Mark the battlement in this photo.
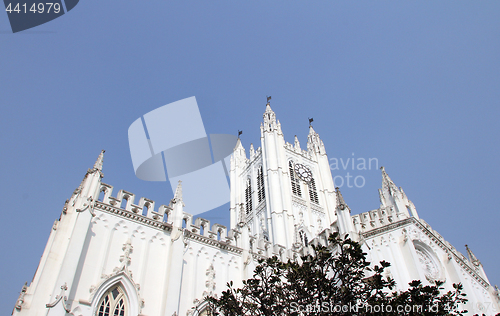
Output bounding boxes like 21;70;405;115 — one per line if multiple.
351;206;410;234
96;183;248;250
284;141;314;160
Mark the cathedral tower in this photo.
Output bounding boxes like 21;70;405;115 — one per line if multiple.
229;101;337;250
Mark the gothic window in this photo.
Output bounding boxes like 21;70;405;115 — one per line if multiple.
289;161;301;197
245;178;252;214
257;166;265;203
308;177;319;204
96;285;128;316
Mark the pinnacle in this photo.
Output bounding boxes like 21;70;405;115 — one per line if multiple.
93;150;105;171
335;187;349;211
174;180;183;201
234;138;245;152
380;166;398;194
465;244;481;265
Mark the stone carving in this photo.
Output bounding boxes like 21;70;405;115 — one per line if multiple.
415;248;440;282
111;239;134;277
14;282;27;311
203;264;216;297
46;283;70;312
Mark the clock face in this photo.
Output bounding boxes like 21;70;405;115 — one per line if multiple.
294;163;313;182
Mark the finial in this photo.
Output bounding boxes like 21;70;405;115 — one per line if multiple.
266;95;272;104
308;117;313;126
238;130;242;138
93;150;105;171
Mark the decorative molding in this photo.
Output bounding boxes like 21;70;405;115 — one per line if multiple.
362;217;490;290
46;283;71;313
292;196;307;207
76;196;96;217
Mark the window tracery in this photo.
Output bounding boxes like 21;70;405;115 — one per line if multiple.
96;285;128;316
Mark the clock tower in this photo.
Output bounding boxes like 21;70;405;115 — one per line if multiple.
229;101;338;252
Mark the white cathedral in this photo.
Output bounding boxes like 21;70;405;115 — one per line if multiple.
12;102;500;316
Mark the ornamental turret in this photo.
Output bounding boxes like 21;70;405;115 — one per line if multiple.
379;167;419;219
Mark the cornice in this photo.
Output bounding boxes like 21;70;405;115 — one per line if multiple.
95;201;172;232
183;230;243;255
412;218;490;289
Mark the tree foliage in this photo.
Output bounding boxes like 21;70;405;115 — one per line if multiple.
206;233;488;316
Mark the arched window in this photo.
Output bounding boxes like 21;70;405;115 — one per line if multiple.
257;166;265;203
289;161;301;197
308;177;319;204
245;178;252;214
96;285;128;316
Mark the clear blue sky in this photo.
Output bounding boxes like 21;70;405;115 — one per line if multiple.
1;1;499;313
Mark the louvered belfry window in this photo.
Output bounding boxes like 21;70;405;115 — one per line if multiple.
245;178;252;214
96;285;128;316
289;161;301;197
257;166;265;203
308;177;319;204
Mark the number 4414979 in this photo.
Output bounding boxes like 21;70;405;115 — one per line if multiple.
5;3;62;14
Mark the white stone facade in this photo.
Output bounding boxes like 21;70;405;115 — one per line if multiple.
12;103;500;316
